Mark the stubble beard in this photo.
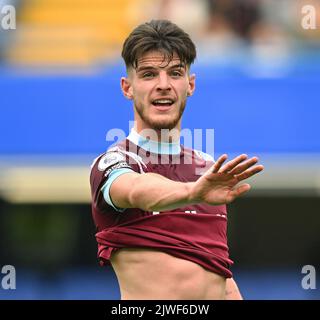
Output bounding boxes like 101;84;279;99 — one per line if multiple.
134;99;187;131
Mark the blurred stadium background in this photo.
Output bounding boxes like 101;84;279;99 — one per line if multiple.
0;0;320;299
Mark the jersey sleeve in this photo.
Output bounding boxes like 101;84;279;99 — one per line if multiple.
90;147;142;213
101;168;134;212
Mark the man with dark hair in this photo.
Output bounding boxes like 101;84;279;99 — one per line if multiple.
90;20;263;299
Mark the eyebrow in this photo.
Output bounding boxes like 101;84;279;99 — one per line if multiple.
136;63;186;73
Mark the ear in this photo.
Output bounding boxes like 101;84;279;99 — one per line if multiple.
187;73;196;97
120;77;133;100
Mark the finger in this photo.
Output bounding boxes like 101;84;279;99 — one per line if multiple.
227;183;251;202
235;165;264;181
211;154;228;173
229;157;259;175
220;154;248;173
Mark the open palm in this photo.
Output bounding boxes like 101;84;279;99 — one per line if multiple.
191;154;264;205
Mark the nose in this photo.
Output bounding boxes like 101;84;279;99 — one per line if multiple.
156;72;171;91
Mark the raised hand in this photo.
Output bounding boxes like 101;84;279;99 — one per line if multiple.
190;154;264;205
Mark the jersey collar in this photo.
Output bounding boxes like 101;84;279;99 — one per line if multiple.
127;129;181;155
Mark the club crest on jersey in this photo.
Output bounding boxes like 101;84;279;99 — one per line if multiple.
98;152;126;171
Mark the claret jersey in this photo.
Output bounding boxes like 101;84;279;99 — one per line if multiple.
90;129;233;278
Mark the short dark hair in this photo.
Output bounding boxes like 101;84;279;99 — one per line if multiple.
121;19;196;69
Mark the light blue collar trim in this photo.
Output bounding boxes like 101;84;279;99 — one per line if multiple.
127;129;181;155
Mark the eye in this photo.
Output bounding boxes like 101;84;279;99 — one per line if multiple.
142;72;155;78
171;70;183;77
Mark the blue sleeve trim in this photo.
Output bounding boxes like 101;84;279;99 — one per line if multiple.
101;168;135;212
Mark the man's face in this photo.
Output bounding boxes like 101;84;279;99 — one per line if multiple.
121;51;195;131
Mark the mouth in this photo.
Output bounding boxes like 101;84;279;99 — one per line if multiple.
151;98;175;111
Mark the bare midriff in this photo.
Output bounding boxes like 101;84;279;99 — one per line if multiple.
110;248;226;300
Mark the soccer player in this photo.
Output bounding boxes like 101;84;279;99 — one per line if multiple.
90;20;264;300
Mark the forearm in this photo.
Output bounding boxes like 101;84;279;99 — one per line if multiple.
127;172;196;212
111;153;264;211
225;278;243;300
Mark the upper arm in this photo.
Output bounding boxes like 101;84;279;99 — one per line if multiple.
109;170;173;210
108;171;140;210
